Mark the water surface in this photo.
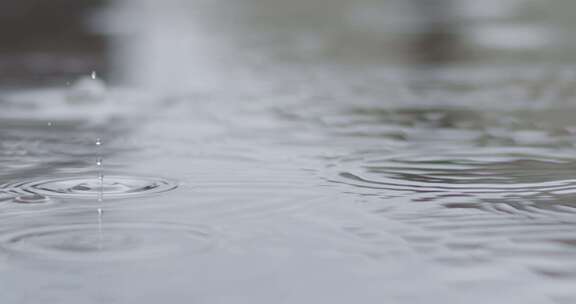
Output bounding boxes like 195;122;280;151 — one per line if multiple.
2;0;576;303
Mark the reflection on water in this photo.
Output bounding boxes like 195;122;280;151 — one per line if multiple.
3;0;576;303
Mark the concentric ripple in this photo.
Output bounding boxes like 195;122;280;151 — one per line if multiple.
1;175;178;200
330;148;576;196
0;222;213;261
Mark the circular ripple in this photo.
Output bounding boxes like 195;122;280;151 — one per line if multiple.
2;175;178;200
13;194;50;204
0;222;213;261
331;148;576;196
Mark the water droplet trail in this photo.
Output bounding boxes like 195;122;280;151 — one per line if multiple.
96;138;103;203
96;137;104;252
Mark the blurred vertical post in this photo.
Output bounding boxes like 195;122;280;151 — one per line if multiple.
408;0;463;64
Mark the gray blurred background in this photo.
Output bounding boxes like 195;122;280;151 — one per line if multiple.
0;0;574;89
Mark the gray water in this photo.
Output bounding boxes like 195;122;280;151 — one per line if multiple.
2;0;576;303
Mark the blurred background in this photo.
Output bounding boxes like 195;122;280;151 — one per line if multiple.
1;0;575;89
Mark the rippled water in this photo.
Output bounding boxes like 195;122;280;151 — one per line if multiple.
4;0;576;303
0;221;212;261
2;175;178;200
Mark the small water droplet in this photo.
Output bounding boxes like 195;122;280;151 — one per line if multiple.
95;138;102;146
91;71;97;80
66;73;107;103
47;122;53;127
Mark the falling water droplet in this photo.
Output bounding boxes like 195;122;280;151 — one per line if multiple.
96;138;103;203
47;122;53;127
91;71;97;80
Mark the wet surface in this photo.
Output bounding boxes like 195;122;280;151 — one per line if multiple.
3;0;576;303
2;175;178;200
